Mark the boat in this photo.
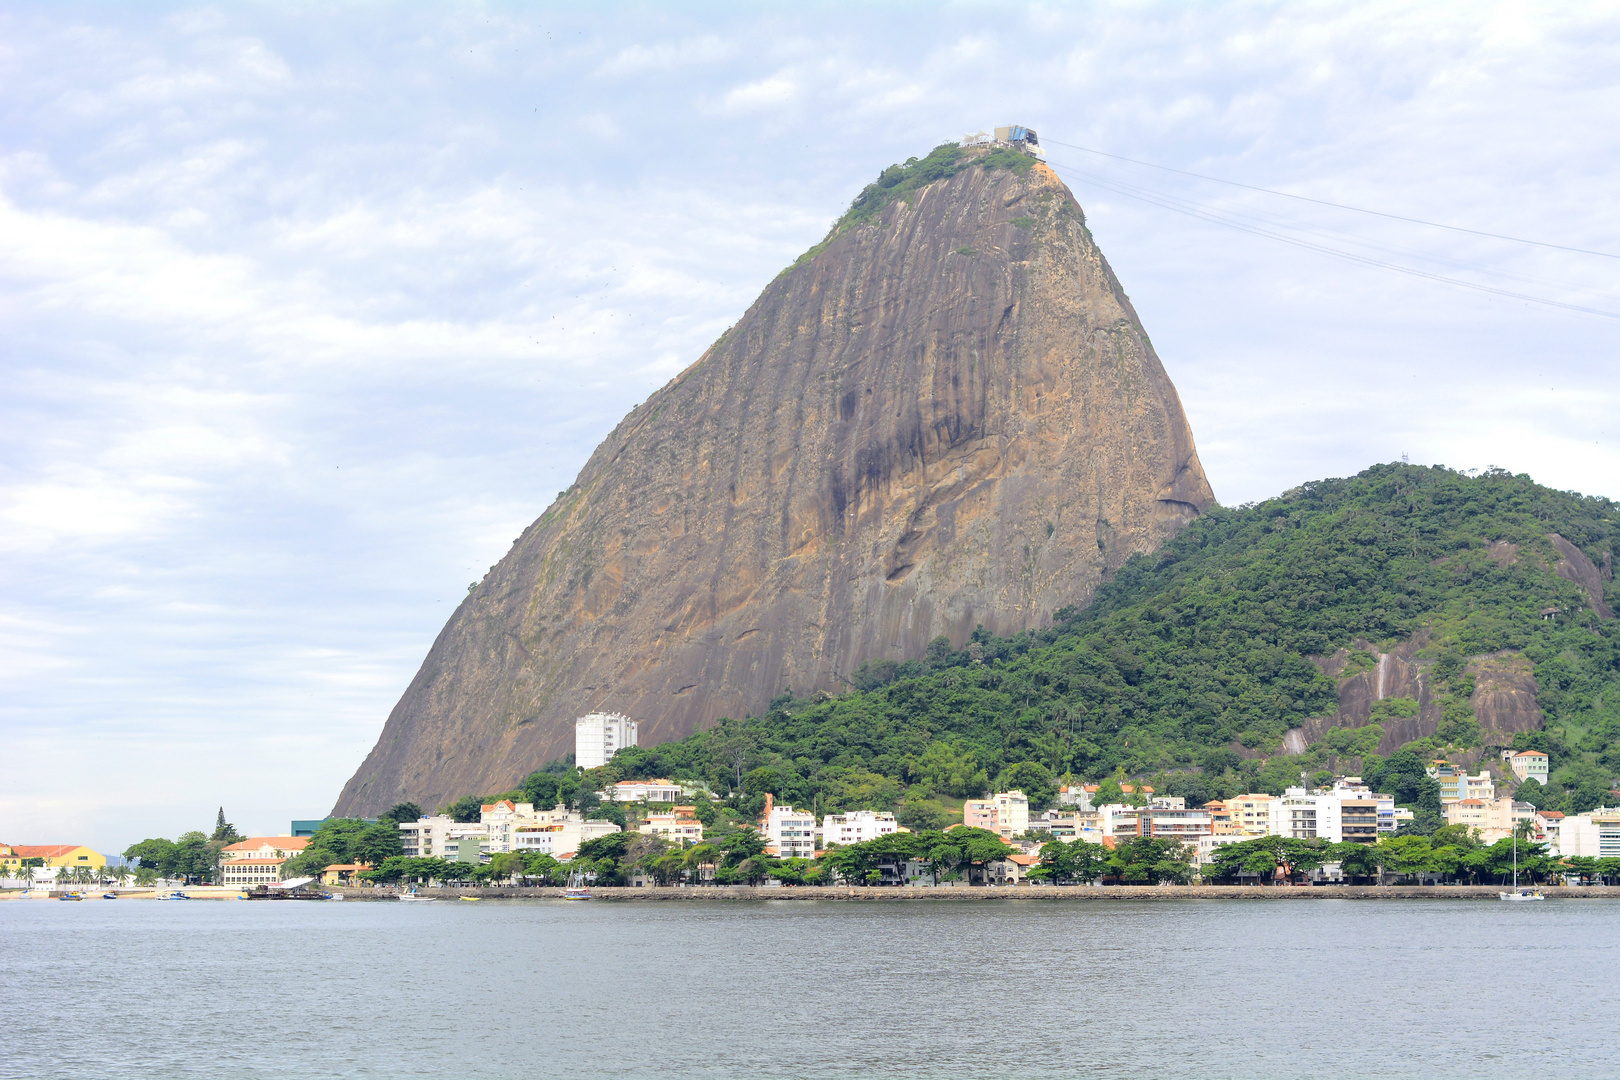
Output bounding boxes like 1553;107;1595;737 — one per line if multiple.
58;892;84;901
397;889;436;902
459;895;483;902
563;869;591;900
168;891;191;900
102;892;118;899
1498;830;1546;901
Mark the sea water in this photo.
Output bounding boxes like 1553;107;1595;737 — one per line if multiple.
2;897;1615;1079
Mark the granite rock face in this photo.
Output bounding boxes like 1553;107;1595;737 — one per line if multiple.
334;157;1214;815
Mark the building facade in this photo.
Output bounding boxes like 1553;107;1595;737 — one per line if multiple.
398;816;487;859
1507;751;1550;784
822;810;899;847
763;800;817;860
1554;809;1620;858
604;779;683;803
639;808;704;845
575;712;638;770
9;844;107;870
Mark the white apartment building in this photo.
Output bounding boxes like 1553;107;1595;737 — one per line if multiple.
398;816;487;859
822;810;899;846
763;801;818;860
512;817;622;860
575;712;638;770
1096;804;1147;838
603;779;683;803
1556;809;1620;858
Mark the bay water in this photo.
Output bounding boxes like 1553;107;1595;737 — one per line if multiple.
3;897;1615;1078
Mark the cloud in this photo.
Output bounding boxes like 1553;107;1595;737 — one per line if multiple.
1;2;1617;854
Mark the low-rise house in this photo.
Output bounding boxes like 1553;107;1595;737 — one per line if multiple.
1534;810;1565;851
822;809;899;846
1427;761;1496;805
1506;750;1550;784
1057;785;1098;810
639;807;704;845
320;864;371;887
985;853;1038;885
603;779;684;804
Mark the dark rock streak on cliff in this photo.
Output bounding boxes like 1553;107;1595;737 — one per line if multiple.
333;156;1213;816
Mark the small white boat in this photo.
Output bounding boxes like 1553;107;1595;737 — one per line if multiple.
1498;832;1544;901
562;870;591;900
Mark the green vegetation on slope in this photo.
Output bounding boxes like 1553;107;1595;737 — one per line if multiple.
782;142;1037;275
482;465;1618;828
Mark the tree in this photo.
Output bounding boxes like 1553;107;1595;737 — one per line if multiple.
211;808;244;845
124;838;177;874
1035;839;1111;884
379;803;423;826
996;761;1057;810
442;795;484;823
913;741;987;798
353;822;404;866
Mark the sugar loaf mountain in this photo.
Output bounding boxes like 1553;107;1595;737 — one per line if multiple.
335;134;1619;822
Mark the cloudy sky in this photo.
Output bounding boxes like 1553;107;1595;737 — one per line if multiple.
3;2;1617;854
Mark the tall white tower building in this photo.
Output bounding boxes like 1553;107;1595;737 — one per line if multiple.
575;712;638;770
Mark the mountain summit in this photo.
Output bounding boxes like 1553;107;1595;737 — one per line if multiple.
334;143;1214;815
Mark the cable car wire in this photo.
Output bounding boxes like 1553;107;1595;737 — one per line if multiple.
1042;153;1620;321
1042;138;1620;261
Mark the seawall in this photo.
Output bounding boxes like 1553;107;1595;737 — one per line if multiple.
338;884;1617;902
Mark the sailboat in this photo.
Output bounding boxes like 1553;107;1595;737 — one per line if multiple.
563;869;591;900
1499;827;1545;902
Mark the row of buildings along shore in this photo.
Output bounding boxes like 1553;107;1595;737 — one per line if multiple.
6;734;1611;891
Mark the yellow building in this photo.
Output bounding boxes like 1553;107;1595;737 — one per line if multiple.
8;844;107;870
1225;795;1275;836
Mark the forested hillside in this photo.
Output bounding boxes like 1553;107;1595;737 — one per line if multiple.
487;464;1619;830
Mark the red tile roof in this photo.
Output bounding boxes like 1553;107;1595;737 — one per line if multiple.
223;836;309;852
12;845;83;858
1513;751;1548;758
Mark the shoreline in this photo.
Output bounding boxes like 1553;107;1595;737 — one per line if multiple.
333;884;1620;901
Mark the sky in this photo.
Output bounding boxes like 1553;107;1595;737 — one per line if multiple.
2;2;1617;856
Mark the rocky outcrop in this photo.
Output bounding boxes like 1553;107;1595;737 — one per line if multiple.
1549;533;1613;618
333;155;1215;815
1291;636;1543;756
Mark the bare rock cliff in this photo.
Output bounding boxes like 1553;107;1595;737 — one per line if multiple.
334;158;1214;815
